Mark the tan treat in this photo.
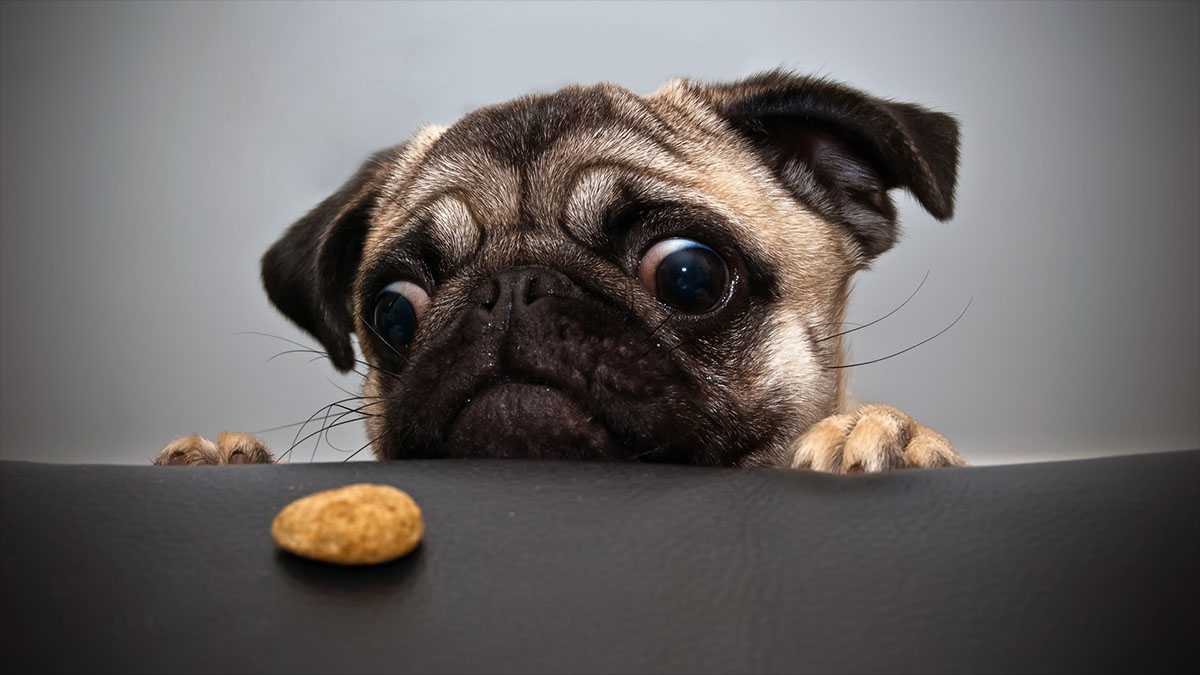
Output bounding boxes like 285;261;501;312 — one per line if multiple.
271;484;424;565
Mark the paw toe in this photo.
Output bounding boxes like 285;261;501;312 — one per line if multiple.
154;435;219;466
217;432;274;465
791;404;967;473
790;414;855;471
842;407;915;473
904;426;967;468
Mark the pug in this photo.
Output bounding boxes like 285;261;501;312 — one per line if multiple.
156;71;967;473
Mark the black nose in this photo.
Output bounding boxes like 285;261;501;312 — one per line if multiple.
472;266;581;316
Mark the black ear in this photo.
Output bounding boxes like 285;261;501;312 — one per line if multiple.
261;147;400;371
697;71;960;260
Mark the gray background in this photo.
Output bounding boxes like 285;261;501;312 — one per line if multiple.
2;1;1197;466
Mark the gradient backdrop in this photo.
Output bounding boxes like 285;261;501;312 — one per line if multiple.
2;1;1197;465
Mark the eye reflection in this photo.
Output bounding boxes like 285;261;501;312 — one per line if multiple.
637;238;730;313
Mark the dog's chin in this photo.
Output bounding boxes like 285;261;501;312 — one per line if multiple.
445;383;626;460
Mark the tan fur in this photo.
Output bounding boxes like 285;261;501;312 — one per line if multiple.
791;404;964;472
154;434;219;466
216;432;276;465
352;82;858;465
154;432;275;465
905;426;967;468
790;414;856;472
423;196;481;269
160;75;967;472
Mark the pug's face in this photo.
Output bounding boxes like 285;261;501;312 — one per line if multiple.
262;72;959;466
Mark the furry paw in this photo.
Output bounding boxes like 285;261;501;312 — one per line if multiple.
791;404;966;473
153;432;275;465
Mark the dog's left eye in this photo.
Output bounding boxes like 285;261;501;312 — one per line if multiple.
637;238;730;313
372;281;430;350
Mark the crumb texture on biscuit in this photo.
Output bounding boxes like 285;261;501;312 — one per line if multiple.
271;483;424;565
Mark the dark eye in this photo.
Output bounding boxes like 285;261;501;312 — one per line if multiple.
637;238;730;313
372;281;430;350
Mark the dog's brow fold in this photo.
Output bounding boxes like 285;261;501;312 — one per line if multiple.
372;163;767;284
561;165;749;247
369;100;769;282
422;195;480;269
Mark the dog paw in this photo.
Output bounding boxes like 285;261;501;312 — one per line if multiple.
153;432;275;465
790;404;966;473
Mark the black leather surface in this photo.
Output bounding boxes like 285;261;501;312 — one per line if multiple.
2;451;1197;674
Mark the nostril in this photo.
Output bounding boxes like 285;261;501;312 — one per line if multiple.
525;274;539;305
474;266;577;316
480;279;500;310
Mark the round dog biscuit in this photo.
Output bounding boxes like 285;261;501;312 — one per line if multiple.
271;483;424;565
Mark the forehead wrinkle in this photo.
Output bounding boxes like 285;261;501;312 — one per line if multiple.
401;150;520;225
561;166;623;246
424;196;481;270
364;188;485;273
557;163;774;266
525;126;695;228
367;185;452;255
367;149;519;261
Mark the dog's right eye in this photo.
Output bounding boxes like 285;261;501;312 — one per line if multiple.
637;238;730;313
372;281;430;350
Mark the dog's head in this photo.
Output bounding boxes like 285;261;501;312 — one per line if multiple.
261;71;958;466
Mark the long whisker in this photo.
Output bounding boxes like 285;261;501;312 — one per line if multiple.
320;421;366;453
279;410;377;462
343;433;385;462
632;308;677;362
291;395;372;444
248;409;368;435
238;331;399;379
289;395;381;454
235;330;321;352
817;270;929;343
266;348;327;364
308;417;371;463
248;420;310;435
365;319;406;360
247;381;383;435
317;398;381;457
310;394;362;463
827;297;972;370
267;346;400;380
326;377;372;400
310;397;338;463
644;308;676;344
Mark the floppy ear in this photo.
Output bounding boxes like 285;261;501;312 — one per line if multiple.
696;70;960;260
261;147;401;371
